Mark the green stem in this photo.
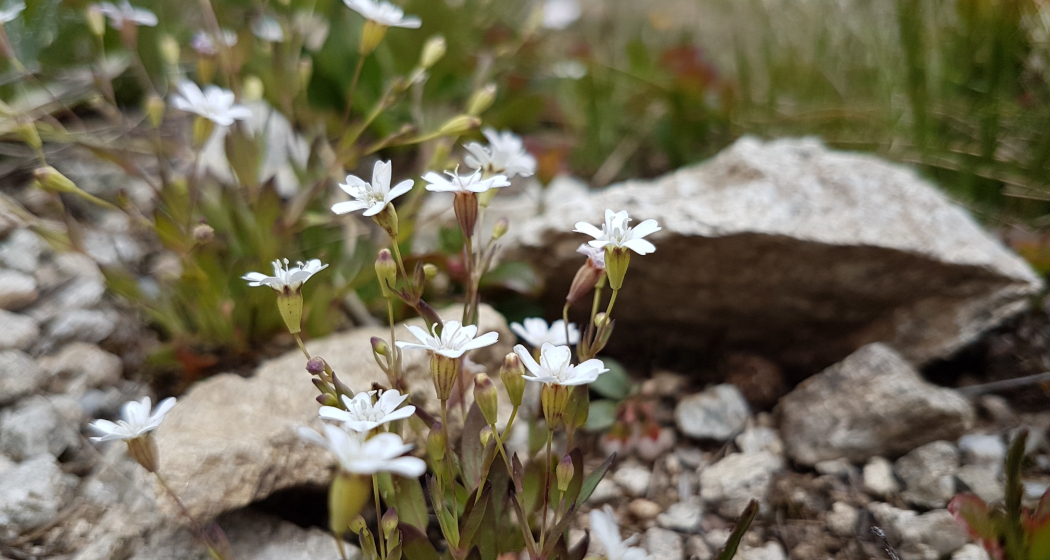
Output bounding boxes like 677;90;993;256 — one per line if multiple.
440;399;459;530
385;298;399;387
294;333;312;360
156;473;227;560
539;429;553;549
340;55;366;133
373;474;386;560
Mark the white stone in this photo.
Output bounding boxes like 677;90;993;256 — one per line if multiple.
699;451;783;518
826;501;858;537
0;349;46;405
0;455;74;540
736;542;786;560
614;464;653;497
863;456;900;497
896;441;959;508
646;527;684;560
675;384;750;441
657;500;703;533
0;269;38;309
952;544;991;560
0;309;39;350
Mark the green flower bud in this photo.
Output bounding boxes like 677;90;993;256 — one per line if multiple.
145;94;166;129
437;115;480;137
348;514;368;534
316;393;339;407
427;422;446;462
359;20;388;55
33;166;77;194
491;217;509;240
500;353;525;408
604;246;630;290
159;34;180;67
479;425;493;447
329;473;371;535
422;263;438;281
382;508;399;539
473;373;498;426
243;75;265;102
556;454;574;493
276;292;304;335
375;249;397;297
420;35;446;68
371;336;389;356
466;84;496;116
16;122;41;152
430;354;460;402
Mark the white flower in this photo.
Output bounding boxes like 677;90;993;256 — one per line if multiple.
0;1;25;24
319;389;416;433
298;425;426;477
513;342;607;386
242;258;328;293
89;397;176;442
577;243;605;269
171;81;253;126
332;160;414;217
574;209;661;256
589;505;650;560
96;0;157;29
463;128;536;178
510;317;579;347
396;320;499;359
343;0;421;28
551;60;587;80
422;169;510;195
541;0;580;30
251;15;285;42
191;29;237;56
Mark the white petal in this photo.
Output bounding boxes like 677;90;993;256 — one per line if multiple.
622;238;656;255
332;200;370;214
573;222;603;239
461;330;499;351
386;179;414;202
513;344;541;376
403;325;433;344
629;219;661;239
318;406;352;423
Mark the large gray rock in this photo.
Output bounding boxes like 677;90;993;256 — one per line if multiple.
0;309;40;350
148;305;512;521
0;395;80;461
778;343;974;465
0;455;75;540
0;349;46;405
674;384;750;441
0;269;38;309
699;451;783;518
497;137;1041;369
896;440;959;508
868;503;969;559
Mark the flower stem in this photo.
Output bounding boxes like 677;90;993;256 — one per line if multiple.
340;55;366;133
562;301;573;356
373;474;386;560
389;239;410;291
439;399;459;530
385;298;399;387
604;288;620;319
539;428;554;549
155;472;227;560
462;233;475;325
295;333;312;360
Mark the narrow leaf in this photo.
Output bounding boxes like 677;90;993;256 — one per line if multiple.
398;523;439;560
578;453;616;505
716;500;759;560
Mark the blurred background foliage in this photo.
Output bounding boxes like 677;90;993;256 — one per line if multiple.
4;0;1050;374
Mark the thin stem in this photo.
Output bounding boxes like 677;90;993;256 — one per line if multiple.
340;55;366;132
389;241;411;296
604;288;620;319
461;233;474;324
373;474;386;560
155;473;226;560
197;0;238;95
588;283;604;335
562;301;573;356
440;399;459;529
294;333;312;360
539;428;553;549
385;298;399;386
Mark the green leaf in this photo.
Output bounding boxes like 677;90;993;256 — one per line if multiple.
393;476;430;532
589;358;631;400
562;448;586;507
577;453;616;505
1005;429;1029;560
584;400;618;432
459;483;490;550
716;500;759;560
460;402;488;493
398;523;439;560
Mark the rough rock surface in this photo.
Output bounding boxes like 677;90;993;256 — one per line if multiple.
495;137;1041;369
699;451;783;517
674;384;750;441
896;441;960;508
0;455;74;540
779;343;974;465
149;305;512;521
0;349;46;405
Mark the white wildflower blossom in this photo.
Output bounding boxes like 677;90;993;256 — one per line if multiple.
319;389;416;433
574;209;661;256
343;0;421;28
331;160;414;217
463;128;537;178
589;505;651;560
510;317;579;347
513;342;607;386
191;29;238;56
422;168;510;195
576;243;606;269
541;0;581;30
251;15;285;42
89;397;176;442
396;320;499;359
171;81;253;126
0;1;25;24
96;0;157;29
298;425;426;477
242;258;328;293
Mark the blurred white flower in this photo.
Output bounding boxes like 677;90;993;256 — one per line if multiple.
96;0;157;29
251;15;285;42
242;258;328;293
89;397;176;442
589;505;651;560
510;317;579;347
577;243;606;269
551;60;587;79
0;1;25;24
422;169;510;194
343;0;421;28
191;29;237;56
463;128;536;178
319;389;416;433
513;342;607;386
574;209;661;256
332;160;413;217
171;81;253;126
541;0;580;30
294;11;330;51
298;425;426;477
396;320;499;359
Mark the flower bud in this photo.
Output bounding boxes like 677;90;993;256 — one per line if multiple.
359;20;388;55
306;356;326;374
276;292;304;335
500;353;525;408
541;383;571;428
427;422;446;462
243;75;265;102
566;262;603;303
192;223;214;244
316;393;339;407
604;246;630;290
33;166;77;194
371;336;389;356
16;122;41;152
479;425;493;447
145;94;166;128
126;434;159;473
474;373;498;426
491;217;509;240
437;115;480;137
375;249;397;297
417;264;435;284
329;473;371;535
466;84;496;116
429;354;460;402
86;5;106;37
453;192;479;237
298;58;313;87
382;507;399;539
373;204;399;238
348;514;368;535
192;116;216;149
159;34;180;67
556;454;574;493
419;35;446;68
